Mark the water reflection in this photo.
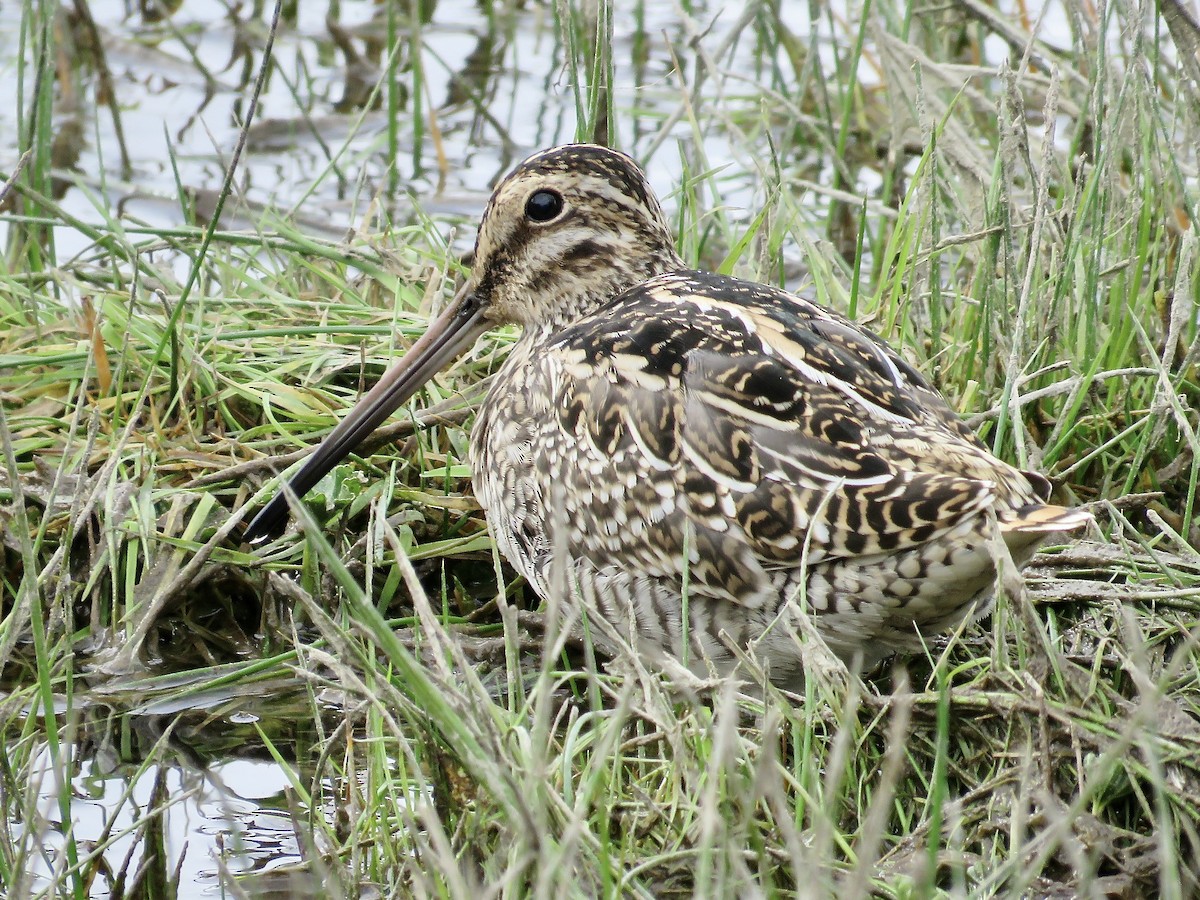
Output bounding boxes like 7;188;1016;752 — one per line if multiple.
52;756;305;897
11;698;324;899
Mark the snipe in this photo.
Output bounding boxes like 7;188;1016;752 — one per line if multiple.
244;144;1089;688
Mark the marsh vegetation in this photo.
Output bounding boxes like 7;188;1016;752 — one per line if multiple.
2;0;1199;896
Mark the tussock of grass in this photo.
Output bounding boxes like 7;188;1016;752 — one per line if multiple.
2;0;1199;896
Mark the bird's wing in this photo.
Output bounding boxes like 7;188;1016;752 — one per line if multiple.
526;270;1041;609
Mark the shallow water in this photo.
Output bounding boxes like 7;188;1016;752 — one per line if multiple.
6;684;325;898
28;750;308;896
0;0;885;268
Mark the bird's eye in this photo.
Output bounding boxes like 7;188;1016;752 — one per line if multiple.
525;189;564;223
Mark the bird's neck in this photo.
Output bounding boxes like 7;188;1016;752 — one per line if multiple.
538;245;686;335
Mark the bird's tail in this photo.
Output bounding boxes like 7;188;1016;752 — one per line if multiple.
1000;504;1093;534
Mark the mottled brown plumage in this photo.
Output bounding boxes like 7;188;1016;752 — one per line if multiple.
246;144;1090;688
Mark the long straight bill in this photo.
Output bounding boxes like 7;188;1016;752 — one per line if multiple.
243;284;489;542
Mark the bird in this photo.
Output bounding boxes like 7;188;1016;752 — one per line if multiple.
244;143;1090;688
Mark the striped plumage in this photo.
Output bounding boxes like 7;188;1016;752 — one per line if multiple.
245;144;1089;688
